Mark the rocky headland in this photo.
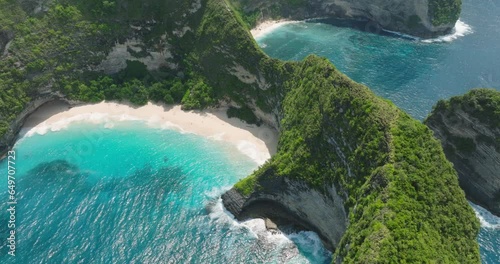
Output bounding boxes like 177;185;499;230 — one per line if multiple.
426;88;500;217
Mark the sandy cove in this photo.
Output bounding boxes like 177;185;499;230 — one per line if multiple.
21;101;278;165
250;20;299;39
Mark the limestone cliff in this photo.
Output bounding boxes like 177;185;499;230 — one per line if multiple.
425;89;500;216
0;30;13;56
222;175;348;251
231;0;461;38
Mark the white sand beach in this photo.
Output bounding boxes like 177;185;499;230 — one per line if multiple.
250;20;298;39
21;101;279;165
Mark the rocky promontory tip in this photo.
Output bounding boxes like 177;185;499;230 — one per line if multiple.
425;88;500;216
222;175;347;252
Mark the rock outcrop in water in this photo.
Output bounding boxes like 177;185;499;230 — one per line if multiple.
0;0;480;262
425;89;500;217
231;0;461;38
222;176;348;251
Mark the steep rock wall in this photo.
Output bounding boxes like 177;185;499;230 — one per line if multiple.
425;89;500;216
223;176;348;250
0;92;81;156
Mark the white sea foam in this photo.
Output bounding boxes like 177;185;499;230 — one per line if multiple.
204;188;290;239
243;218;293;243
288;231;331;260
470;202;500;229
159;121;187;133
237;140;269;166
23;112;190;142
204;188;331;262
239;218;330;262
104;122;115;129
208;132;226;141
24;113;139;137
381;20;472;43
422;20;473;43
382;29;420;40
204;188;251;232
206;197;242;227
25;112;269;165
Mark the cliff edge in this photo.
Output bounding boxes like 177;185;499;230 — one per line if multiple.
425;89;500;216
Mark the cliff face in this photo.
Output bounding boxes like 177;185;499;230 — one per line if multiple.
425;89;500;216
222;175;348;250
0;92;80;155
0;30;13;56
231;0;461;37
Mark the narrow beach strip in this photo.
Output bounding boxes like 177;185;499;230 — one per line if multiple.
21;101;278;165
251;20;299;39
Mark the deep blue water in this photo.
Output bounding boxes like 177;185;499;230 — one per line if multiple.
256;0;500;262
0;123;331;263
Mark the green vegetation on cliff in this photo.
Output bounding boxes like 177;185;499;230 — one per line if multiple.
0;0;25;32
236;56;479;262
431;89;500;130
0;0;228;143
429;0;462;26
427;88;500;152
425;88;500;217
0;0;479;262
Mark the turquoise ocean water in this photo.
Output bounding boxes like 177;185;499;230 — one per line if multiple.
0;122;331;263
256;0;500;262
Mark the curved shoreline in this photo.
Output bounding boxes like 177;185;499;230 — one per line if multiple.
15;101;279;165
250;20;300;39
251;18;472;42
